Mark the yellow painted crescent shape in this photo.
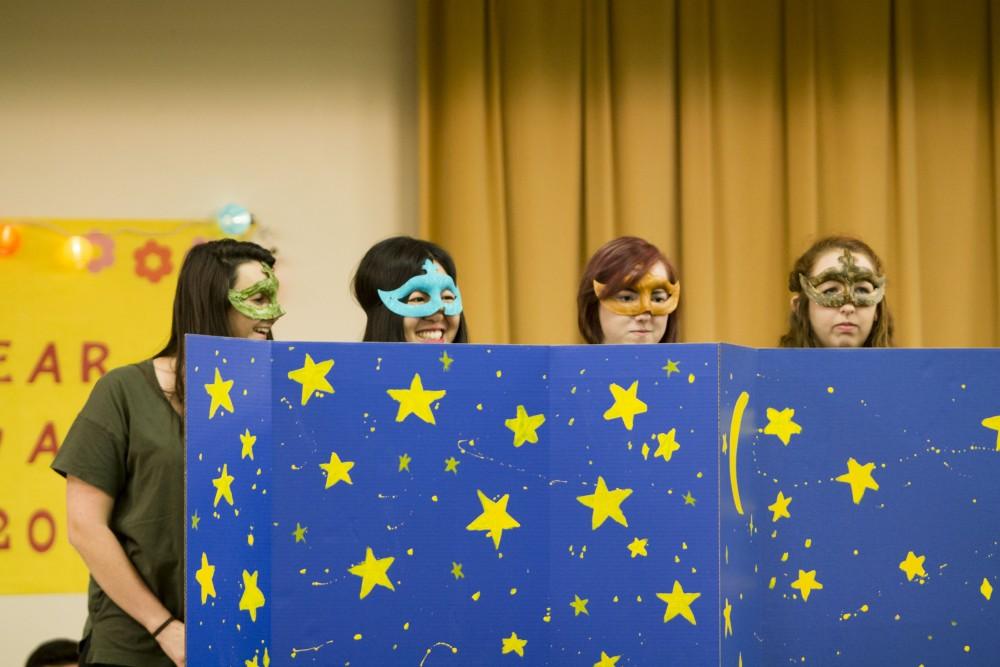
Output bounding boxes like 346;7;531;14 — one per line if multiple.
729;391;750;515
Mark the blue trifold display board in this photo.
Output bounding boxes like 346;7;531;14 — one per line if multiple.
185;337;999;666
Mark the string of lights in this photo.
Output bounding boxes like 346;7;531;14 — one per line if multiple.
0;204;262;268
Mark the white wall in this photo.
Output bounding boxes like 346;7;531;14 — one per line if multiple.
0;1;417;662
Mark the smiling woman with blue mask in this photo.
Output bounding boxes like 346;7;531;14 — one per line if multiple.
352;236;469;343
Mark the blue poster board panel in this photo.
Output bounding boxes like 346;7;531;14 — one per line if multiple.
719;344;764;667
186;337;1000;666
746;349;1000;665
187;339;722;665
186;337;273;666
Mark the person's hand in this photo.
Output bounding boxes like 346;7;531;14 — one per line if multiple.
155;620;185;666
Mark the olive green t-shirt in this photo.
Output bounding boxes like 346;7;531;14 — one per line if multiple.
52;360;183;667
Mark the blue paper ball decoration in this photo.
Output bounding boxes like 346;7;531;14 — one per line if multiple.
217;204;253;236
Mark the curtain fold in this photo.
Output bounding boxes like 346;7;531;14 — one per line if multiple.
420;0;1000;347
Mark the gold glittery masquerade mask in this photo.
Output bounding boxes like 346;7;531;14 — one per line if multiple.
594;272;680;317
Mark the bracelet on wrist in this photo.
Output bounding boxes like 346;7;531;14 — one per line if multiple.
151;616;175;638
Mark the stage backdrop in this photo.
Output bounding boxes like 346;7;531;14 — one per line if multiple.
0;219;218;594
186;338;999;666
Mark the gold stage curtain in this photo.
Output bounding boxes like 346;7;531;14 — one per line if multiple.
419;0;1000;347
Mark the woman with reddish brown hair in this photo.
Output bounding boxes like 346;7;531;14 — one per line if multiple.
577;236;681;344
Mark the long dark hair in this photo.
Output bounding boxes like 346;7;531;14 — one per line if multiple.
779;235;894;348
577;236;680;344
352;236;469;343
157;239;278;408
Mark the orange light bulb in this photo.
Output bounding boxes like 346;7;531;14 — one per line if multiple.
0;224;21;256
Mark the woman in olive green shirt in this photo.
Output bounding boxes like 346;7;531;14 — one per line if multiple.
53;239;284;666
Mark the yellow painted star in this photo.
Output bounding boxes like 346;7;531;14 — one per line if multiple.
191;511;200;530
723;597;733;637
387;373;447;424
212;463;235;507
466;489;521;549
505;405;546;447
451;562;464;579
790;569;823;602
439;350;454;371
982;415;1000;451
594;651;621;666
320;451;354;488
603;381;647;430
194;552;216;604
348;546;396;599
662;359;680;377
627;537;649;558
657;580;701;625
899;551;927;581
240;428;257;461
239;569;266;621
835;457;879;504
286;353;334;406
653;428;681;462
683;490;696;507
204;368;235;419
577;476;633;529
982;578;994;601
501;631;527;657
763;407;802;445
570;594;589;616
767;491;792;522
244;649;270;667
398;453;412;472
444;456;460;473
292;522;307;543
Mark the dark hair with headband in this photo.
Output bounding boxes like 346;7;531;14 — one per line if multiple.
157;239;277;409
779;235;894;348
577;236;680;344
352;236;469;343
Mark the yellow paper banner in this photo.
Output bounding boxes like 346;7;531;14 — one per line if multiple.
0;219;221;593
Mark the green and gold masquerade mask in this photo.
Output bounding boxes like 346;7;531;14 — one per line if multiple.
228;263;286;320
799;249;885;308
594;272;681;317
